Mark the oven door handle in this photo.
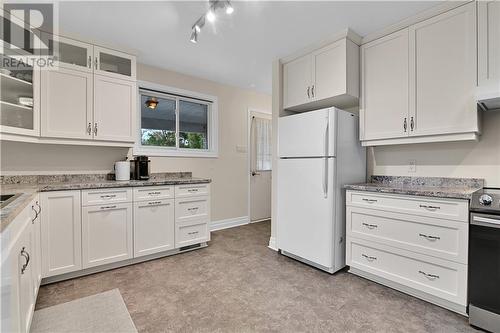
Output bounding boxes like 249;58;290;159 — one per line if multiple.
471;215;500;229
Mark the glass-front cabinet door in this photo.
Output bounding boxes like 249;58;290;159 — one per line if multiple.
94;46;136;80
0;49;40;136
46;34;93;73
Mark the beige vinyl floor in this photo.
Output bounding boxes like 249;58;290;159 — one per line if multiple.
36;221;478;332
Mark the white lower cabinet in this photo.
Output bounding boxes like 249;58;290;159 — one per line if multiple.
1;197;41;333
41;190;82;277
174;189;210;248
82;202;133;268
346;190;469;314
133;198;175;257
38;184;210;280
175;220;210;248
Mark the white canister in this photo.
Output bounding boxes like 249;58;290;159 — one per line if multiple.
114;161;130;181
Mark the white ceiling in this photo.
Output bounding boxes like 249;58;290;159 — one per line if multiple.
58;1;441;94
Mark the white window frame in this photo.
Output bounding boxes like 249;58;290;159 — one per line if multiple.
134;81;219;158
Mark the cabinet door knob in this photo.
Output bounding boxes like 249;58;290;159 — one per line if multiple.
403;118;407;132
307;86;310;98
95;57;98;70
94;122;98;136
410;117;414;131
88;55;92;68
87;122;92;135
311;85;315;98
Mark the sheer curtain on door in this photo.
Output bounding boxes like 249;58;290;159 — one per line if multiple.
251;116;272;172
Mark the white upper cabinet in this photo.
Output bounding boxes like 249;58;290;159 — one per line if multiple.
410;2;477;137
41;67;93;139
93;75;136;142
47;34;93;73
283;55;312;109
283;37;359;111
94;46;136;81
37;35;136;144
360;2;479;146
0;48;40;137
360;29;409;141
478;0;500;91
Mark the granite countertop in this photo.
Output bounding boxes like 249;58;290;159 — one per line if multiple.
0;172;211;233
345;175;483;200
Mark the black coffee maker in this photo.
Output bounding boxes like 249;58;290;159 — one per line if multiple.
133;156;150;180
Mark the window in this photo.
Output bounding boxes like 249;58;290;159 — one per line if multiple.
251;117;272;171
135;82;218;157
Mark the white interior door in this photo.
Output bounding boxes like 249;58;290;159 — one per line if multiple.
249;111;272;222
277;157;336;268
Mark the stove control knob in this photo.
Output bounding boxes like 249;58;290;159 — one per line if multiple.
479;194;493;206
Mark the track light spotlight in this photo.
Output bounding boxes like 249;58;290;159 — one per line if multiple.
206;9;216;22
225;2;234;14
190;29;198;43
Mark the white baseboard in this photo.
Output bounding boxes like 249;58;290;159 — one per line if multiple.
210;216;249;232
268;236;278;251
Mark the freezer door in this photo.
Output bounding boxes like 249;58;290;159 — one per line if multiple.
278;108;337;158
277;157;336;268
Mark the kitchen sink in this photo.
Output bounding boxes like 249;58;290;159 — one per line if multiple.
0;194;20;209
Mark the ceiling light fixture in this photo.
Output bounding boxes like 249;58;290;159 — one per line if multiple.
145;97;159;109
189;0;234;43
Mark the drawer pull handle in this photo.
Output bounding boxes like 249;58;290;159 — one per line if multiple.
362;223;378;230
148;191;161;195
148;201;162;205
187;207;199;212
187;189;199;192
362;198;378;203
419;233;440;241
20;247;30;274
362;254;377;261
418;270;439;280
100;205;117;210
188;231;199;235
419;204;440;210
100;194;117;199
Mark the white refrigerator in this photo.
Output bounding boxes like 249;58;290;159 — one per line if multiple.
277;107;366;273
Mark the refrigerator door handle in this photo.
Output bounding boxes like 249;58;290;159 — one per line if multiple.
323;157;328;198
323;115;329;199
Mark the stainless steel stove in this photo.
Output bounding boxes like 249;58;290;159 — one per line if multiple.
469;188;500;333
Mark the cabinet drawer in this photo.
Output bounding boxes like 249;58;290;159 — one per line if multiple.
82;188;132;206
175;221;209;248
347;207;468;263
175;196;210;224
347;191;468;222
174;184;210;198
347;238;467;306
133;186;173;202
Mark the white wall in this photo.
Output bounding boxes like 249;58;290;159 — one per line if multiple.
368;111;500;187
0;63;272;223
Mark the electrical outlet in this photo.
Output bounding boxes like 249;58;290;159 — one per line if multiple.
409;159;417;173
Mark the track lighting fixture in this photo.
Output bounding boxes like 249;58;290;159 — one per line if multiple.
189;0;234;43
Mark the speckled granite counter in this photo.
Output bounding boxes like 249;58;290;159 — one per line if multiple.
345;175;483;200
1;172;211;232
